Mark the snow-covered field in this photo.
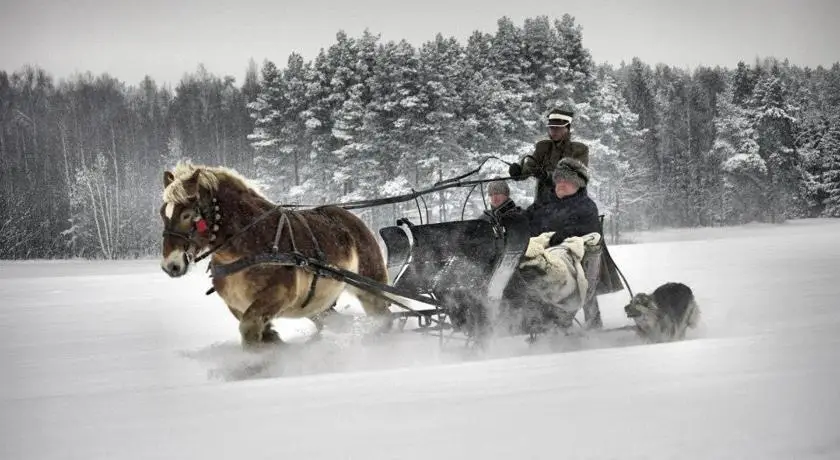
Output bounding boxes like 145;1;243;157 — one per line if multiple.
2;218;840;459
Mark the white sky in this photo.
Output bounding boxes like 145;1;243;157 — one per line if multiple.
2;0;838;86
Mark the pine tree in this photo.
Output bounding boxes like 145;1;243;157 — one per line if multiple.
689;66;727;225
264;53;313;194
368;38;423;179
654;65;695;226
298;49;336;203
490;17;527;94
820;120;840;217
577;67;646;241
711;85;766;223
749;72;800;221
246;60;289;195
521;16;571;118
332;30;383;203
554;14;596;101
618;58;661;226
732;61;756;106
417;34;468;221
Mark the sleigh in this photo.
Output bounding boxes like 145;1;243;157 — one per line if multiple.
378;211;625;345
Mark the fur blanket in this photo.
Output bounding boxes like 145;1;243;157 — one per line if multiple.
517;231;602;313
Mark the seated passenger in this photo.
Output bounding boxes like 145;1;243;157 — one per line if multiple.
481;180;523;222
512;158;602;327
525;158;600;247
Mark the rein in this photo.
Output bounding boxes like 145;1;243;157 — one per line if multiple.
281;156;514;210
282;175;517;211
194;174;514;263
192;156;515;264
192;204;284;264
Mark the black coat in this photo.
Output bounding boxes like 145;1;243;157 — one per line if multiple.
481;198;523;222
526;188;600;247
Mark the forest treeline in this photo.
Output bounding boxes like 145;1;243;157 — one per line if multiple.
1;14;838;259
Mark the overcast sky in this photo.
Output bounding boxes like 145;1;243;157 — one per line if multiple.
2;0;838;87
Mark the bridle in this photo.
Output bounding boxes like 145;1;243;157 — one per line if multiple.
160;198;220;258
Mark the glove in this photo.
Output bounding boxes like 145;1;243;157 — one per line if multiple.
508;163;526;180
548;231;570;247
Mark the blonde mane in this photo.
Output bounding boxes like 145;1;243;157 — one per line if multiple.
162;161;269;204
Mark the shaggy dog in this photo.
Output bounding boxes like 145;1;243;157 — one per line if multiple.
624;282;701;343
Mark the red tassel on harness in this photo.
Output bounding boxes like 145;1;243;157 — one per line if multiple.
195;218;209;234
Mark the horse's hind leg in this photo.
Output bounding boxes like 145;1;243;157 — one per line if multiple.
350;286;393;334
354;250;393;334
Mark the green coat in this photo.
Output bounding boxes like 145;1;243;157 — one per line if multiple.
520;139;590;205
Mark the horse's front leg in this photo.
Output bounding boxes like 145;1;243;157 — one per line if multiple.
239;288;284;348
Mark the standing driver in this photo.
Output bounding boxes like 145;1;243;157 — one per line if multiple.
509;107;590;207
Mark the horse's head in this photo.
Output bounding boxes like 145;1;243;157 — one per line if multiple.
159;167;220;277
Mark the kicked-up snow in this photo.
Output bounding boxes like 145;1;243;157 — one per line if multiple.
1;218;839;459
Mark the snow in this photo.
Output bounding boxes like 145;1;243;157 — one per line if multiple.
723;152;768;175
2;218;840;459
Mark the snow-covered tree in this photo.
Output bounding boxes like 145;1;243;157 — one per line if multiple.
0;191;40;258
331;30;381;201
66;152;120;259
521;16;572;119
576;67;646;241
554;14;596;102
820;120;840;217
749;72;801;221
709;85;764;224
415;34;469;222
247;60;283;164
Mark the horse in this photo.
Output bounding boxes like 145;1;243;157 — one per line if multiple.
158;162;392;347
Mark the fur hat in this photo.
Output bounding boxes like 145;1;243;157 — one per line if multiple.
547;107;574;127
487;180;510;196
552;158;589;188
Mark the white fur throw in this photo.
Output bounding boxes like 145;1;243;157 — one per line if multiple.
518;232;601;313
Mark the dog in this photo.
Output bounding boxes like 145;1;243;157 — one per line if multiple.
624;282;701;343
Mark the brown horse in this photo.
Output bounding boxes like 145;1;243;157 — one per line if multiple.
159;162;392;347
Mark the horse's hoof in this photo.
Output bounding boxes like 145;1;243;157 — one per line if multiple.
261;328;281;344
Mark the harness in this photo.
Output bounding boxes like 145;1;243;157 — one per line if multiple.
159;193;328;310
191;202;444;322
208;208;326;311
